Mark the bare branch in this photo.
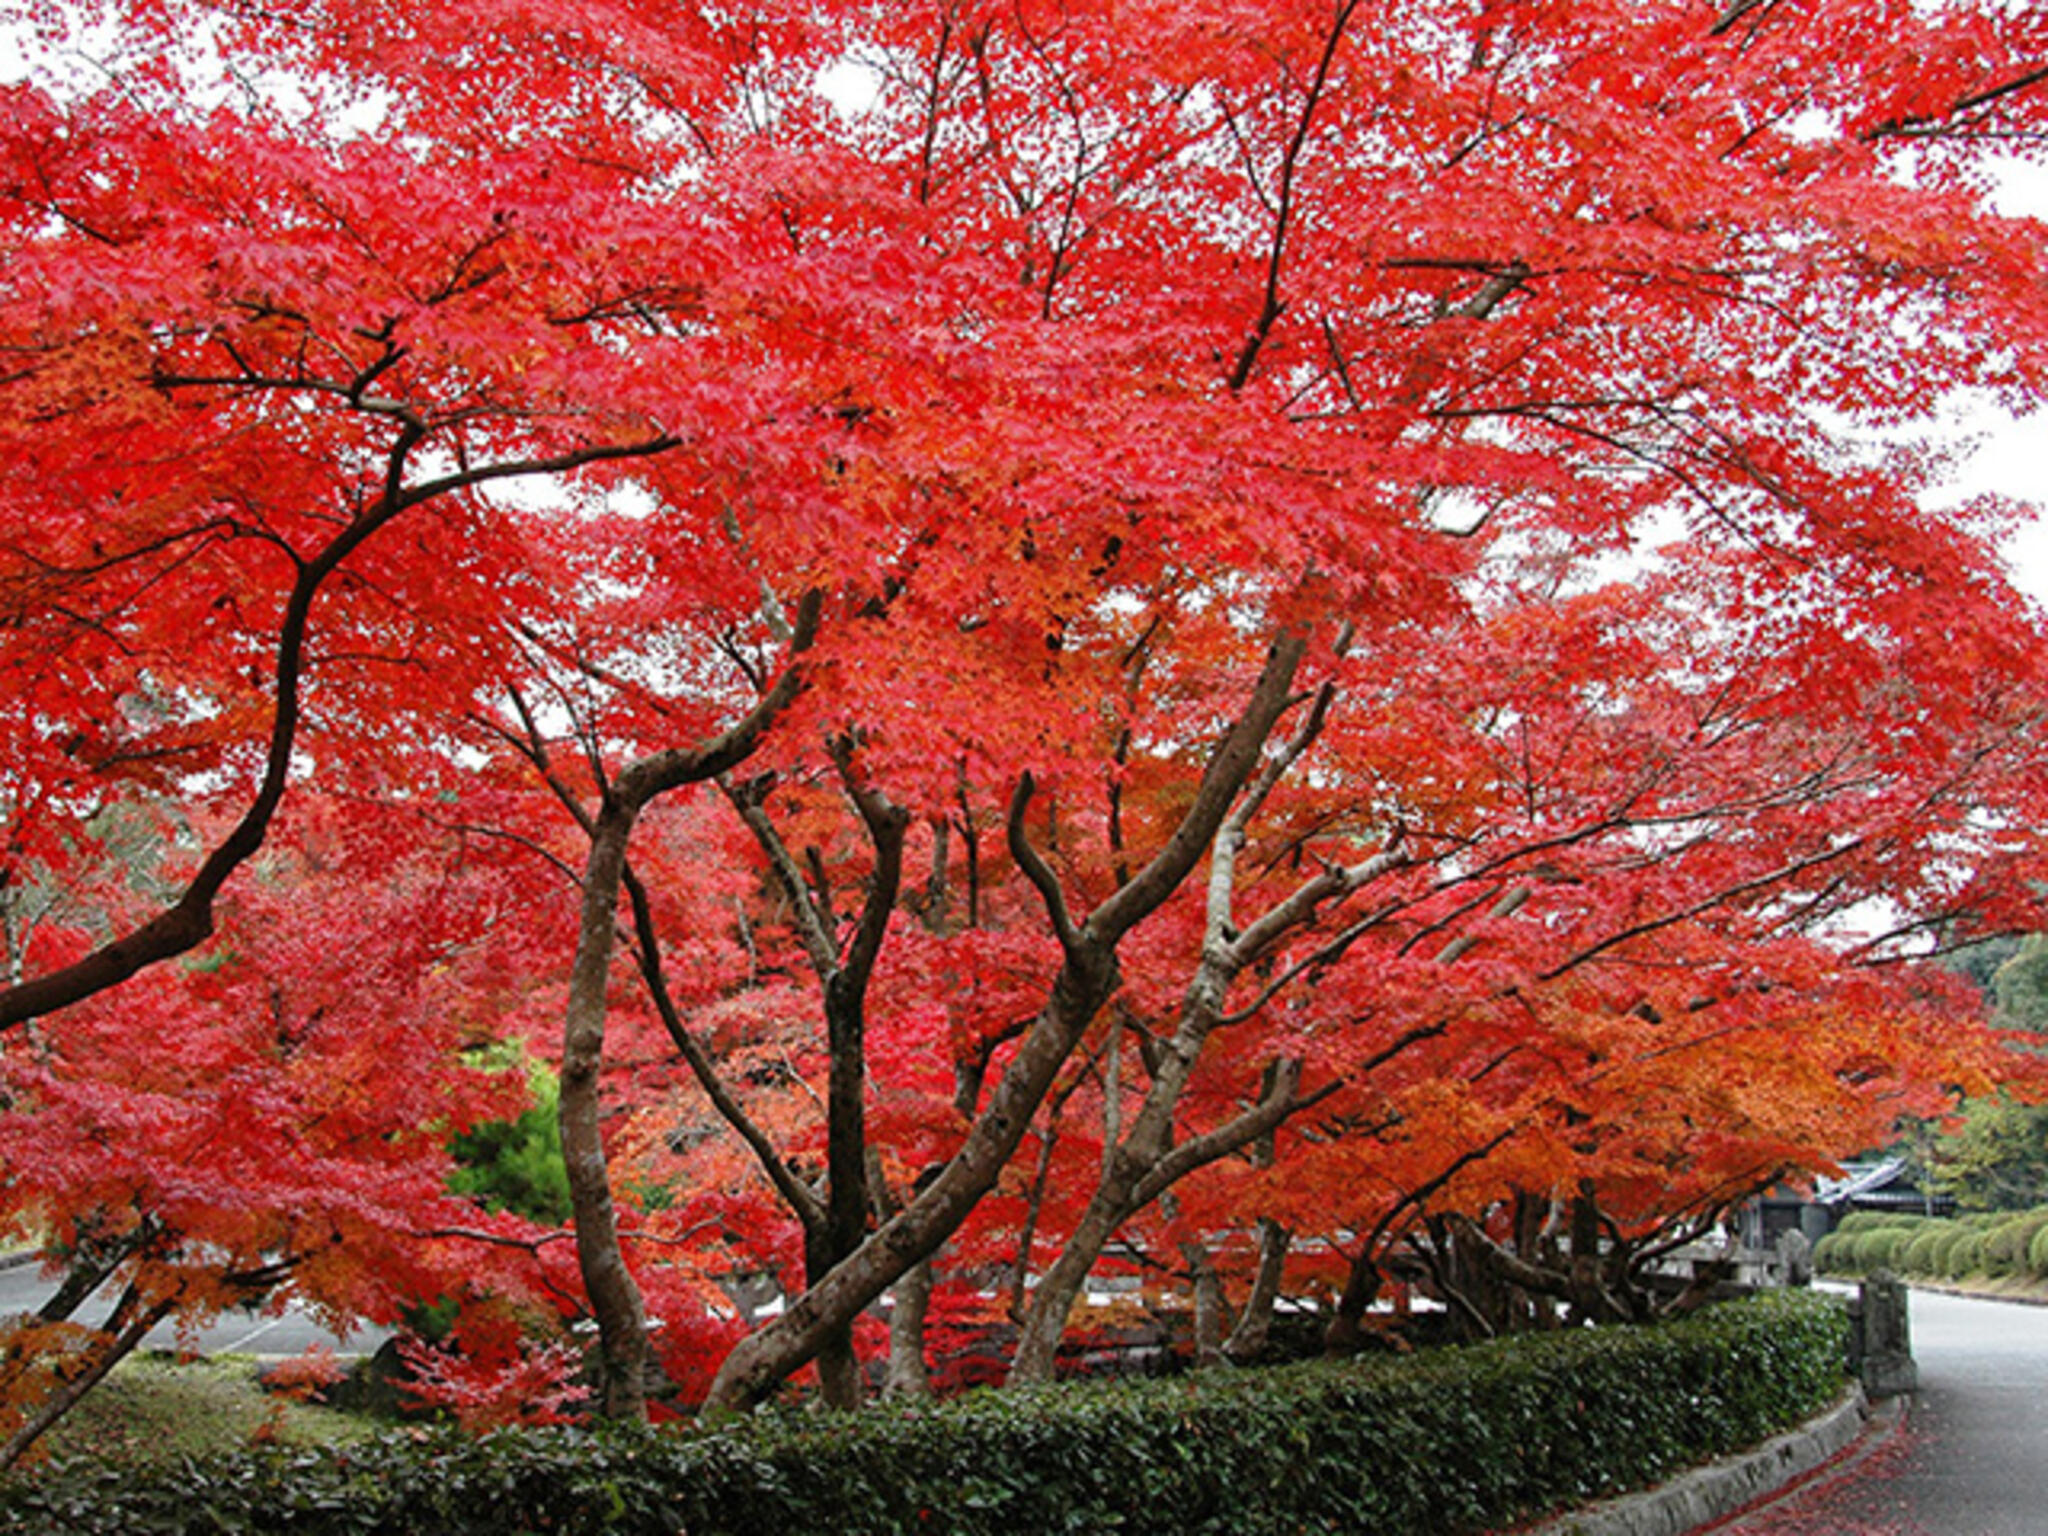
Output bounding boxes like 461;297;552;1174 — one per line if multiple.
1008;772;1081;956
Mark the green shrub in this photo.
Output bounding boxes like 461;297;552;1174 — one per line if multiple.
447;1055;572;1227
1944;1230;1989;1280
1898;1223;1955;1278
1850;1227;1915;1272
1926;1226;1970;1273
1981;1212;2048;1277
1832;1211;1911;1237
2030;1222;2048;1278
1812;1230;1856;1275
0;1293;1849;1536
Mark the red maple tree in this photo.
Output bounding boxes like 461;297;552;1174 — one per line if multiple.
3;0;2046;1428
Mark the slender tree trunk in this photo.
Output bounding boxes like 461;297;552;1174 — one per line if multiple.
703;950;1121;1412
561;805;654;1421
883;1257;935;1400
1003;1061;1093;1321
816;981;870;1410
1224;1061;1290;1366
1222;1219;1291;1364
1009;1058;1307;1382
701;633;1310;1413
1008;1173;1132;1383
1010;974;1220;1384
1008;670;1371;1384
1324;1245;1382;1354
815;1325;863;1408
1513;1189;1558;1331
556;594;821;1422
864;1145;935;1401
0;1284;176;1473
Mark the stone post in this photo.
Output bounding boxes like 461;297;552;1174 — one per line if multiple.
1775;1228;1813;1288
1849;1269;1917;1398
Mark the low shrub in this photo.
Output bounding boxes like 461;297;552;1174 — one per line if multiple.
1849;1227;1915;1272
1926;1225;1972;1275
1943;1230;1988;1281
1897;1223;1956;1277
1983;1213;2048;1278
1812;1230;1859;1274
0;1293;1849;1536
1830;1211;1908;1237
2030;1222;2048;1278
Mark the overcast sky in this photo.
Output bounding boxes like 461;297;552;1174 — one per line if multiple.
1948;158;2048;604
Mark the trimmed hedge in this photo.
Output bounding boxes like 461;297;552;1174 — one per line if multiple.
0;1293;1847;1536
1984;1213;2048;1276
1830;1211;1911;1237
1814;1206;2048;1284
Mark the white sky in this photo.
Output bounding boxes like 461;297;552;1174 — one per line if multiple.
1946;407;2048;600
1943;156;2048;604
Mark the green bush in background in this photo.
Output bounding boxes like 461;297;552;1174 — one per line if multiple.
1984;1212;2048;1276
1943;1230;1988;1280
1831;1212;1911;1237
1898;1223;1954;1275
1813;1207;2048;1283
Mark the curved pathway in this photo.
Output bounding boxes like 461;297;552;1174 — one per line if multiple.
0;1256;389;1358
1707;1289;2048;1535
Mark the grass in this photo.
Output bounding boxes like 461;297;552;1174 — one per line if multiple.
30;1352;377;1471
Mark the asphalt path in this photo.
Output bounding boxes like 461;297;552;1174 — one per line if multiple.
0;1256;392;1359
1708;1288;2048;1536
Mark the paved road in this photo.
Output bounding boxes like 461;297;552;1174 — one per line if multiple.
0;1257;392;1358
1710;1289;2048;1535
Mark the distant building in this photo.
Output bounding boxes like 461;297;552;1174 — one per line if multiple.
1751;1157;1953;1248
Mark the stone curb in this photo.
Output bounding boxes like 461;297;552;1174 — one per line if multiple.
1521;1382;1877;1536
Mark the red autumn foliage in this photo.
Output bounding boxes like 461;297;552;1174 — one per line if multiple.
1;0;2045;1438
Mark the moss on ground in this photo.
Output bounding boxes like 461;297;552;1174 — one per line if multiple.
32;1353;374;1470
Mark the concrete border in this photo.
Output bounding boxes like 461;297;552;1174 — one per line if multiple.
1522;1383;1878;1536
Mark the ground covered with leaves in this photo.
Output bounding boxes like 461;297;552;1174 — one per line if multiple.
33;1354;371;1470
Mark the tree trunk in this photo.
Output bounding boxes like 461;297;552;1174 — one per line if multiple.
1512;1189;1558;1331
0;1284;176;1473
1008;1053;1304;1384
702;949;1121;1412
883;1258;935;1400
815;1324;864;1409
866;1145;935;1401
1324;1245;1382;1354
561;804;654;1421
557;594;821;1421
700;633;1309;1412
1008;1171;1132;1383
1222;1219;1291;1364
803;1222;865;1410
816;980;870;1411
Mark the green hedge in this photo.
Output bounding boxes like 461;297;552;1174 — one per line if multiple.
0;1292;1849;1536
1830;1211;1912;1237
1814;1207;2048;1283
